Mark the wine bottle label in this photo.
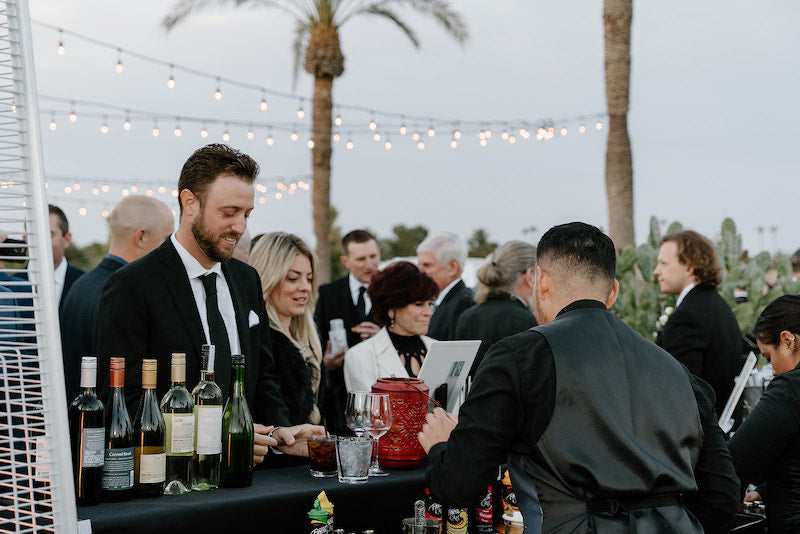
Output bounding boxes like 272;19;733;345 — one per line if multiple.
32;436;51;482
81;427;105;468
196;406;223;455
139;453;167;483
102;447;134;491
165;413;195;454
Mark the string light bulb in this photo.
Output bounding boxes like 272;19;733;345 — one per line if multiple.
214;78;222;101
373;132;381;142
130;185;138;193
92;187;100;196
508;135;516;144
259;97;268;111
450;140;458;149
266;135;274;146
167;66;176;89
100;122;109;135
200;127;209;138
333;133;341;142
480;139;488;147
102;185;110;192
290;131;299;142
297;107;305;119
578;124;587;134
560;127;568;136
152;122;160;137
79;207;87;216
453;130;462;140
384;140;392;150
427;127;435;138
246;129;255;140
102;210;109;218
69;102;77;123
501;130;509;141
595;121;603;130
307;139;314;149
174;125;182;137
412;132;420;141
123;117;132;131
369;119;377;131
158;186;166;194
114;49;124;74
485;129;493;139
399;124;407;136
49;120;57;131
334;115;342;126
222;130;230;142
417;141;425;150
57;42;65;56
346;139;354;150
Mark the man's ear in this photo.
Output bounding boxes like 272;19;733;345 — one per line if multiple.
63;231;73;247
606;279;620;308
133;228;147;249
536;266;549;300
179;189;198;217
447;259;460;277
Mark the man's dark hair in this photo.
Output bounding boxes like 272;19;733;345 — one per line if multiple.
753;294;800;347
537;222;616;287
791;248;800;273
48;204;69;235
660;230;721;288
177;144;259;214
341;229;377;255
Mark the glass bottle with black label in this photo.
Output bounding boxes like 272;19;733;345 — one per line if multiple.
160;353;194;494
192;344;222;490
101;357;134;502
69;356;105;505
221;354;254;487
134;359;166;497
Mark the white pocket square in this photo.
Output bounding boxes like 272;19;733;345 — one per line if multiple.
248;310;260;327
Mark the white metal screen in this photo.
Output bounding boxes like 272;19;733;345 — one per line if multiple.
0;0;77;533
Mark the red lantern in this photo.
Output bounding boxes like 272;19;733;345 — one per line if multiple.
371;377;429;469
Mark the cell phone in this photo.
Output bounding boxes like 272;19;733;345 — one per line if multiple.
1;237;27;258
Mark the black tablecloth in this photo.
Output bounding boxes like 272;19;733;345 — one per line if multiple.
77;466;427;534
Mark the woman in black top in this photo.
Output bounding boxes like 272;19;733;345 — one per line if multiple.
455;240;538;377
729;294;800;533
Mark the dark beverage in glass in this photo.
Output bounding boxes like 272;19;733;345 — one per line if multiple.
69;356;104;505
134;359;166;497
307;435;337;477
221;354;254;487
101;357;134;502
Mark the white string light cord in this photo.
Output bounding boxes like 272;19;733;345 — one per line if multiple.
34;20;607;149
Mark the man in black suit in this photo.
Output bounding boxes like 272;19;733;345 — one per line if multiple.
417;232;474;340
95;144;320;463
60;195;174;405
49;204;84;311
314;229;381;434
654;230;744;419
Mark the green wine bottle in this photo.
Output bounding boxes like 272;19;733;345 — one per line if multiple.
221;354;254;488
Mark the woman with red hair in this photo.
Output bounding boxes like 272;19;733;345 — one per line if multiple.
344;261;439;392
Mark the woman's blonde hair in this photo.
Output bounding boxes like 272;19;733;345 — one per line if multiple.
473;240;536;303
249;232;323;363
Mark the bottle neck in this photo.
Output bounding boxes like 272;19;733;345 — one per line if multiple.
80;367;97;390
229;364;245;399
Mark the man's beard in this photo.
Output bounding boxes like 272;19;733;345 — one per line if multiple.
191;210;239;263
532;291;550;325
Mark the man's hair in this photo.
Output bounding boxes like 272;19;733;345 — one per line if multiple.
416;232;467;272
536;222;616;292
660;230;721;288
108;196;172;244
791;248;800;273
48;204;69;235
341;229;376;255
177;144;259;214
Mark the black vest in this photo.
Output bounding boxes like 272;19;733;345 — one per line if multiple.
513;306;704;533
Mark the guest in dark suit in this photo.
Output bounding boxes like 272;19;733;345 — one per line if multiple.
417;232;474;340
314;229;381;434
60;195;174;405
654;230;744;418
94;144;322;465
455;241;537;378
49;204;84;311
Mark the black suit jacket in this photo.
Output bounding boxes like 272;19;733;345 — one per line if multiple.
93;239;290;426
60;256;125;405
428;279;475;341
656;285;744;417
59;263;85;313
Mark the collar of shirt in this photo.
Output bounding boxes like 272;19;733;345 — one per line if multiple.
170;234;241;354
676;281;697;308
435;277;462;306
54;258;68;302
348;272;371;313
105;253;128;266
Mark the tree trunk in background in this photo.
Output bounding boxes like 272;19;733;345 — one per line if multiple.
312;74;333;283
603;0;634;250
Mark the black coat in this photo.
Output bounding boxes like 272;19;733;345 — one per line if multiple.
454;291;537;377
60;256;125;405
268;326;326;426
656;285;745;417
93;238;290;427
427;279;474;341
60;262;85;312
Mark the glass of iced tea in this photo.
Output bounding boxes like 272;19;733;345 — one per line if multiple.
307;435;337;477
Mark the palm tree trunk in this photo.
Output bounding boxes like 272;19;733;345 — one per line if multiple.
312;74;334;284
603;0;634;250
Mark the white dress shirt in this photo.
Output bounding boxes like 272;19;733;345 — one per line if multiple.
348;272;372;315
171;234;241;355
676;281;697;308
54;258;68;303
434;277;463;307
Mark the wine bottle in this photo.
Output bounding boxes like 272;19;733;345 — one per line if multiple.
221;354;254;488
101;357;134;502
134;358;166;497
160;353;194;495
192;344;222;490
69;356;105;506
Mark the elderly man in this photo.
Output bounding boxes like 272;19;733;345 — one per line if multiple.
95;144;321;464
417;232;473;340
419;222;739;533
654;230;744;419
60;195;174;405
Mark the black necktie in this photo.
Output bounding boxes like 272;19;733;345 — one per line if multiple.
356;286;367;322
200;273;231;397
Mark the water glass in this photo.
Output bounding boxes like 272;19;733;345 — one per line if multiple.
335;436;372;484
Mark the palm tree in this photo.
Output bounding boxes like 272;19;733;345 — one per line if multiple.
164;0;468;283
603;0;634;250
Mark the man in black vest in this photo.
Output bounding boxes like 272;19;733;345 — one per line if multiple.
420;222;739;533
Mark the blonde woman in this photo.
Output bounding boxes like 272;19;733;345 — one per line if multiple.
249;232;339;426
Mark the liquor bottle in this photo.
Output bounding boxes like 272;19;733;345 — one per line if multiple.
424;487;442;521
472;486;494;533
221;354;254;487
101;357;134;502
446;507;468;534
69;356;105;506
160;353;195;494
133;359;166;497
192;344;222;490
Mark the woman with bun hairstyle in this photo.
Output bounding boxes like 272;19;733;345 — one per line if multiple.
343;261;439;393
455;240;538;378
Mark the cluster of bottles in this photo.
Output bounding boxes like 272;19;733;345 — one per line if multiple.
68;344;255;505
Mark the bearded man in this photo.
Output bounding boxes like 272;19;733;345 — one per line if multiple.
94;144;322;464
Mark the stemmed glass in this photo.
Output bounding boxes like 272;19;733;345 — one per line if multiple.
345;391;369;437
365;393;392;477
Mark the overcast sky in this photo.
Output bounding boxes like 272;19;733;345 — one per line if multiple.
28;0;800;255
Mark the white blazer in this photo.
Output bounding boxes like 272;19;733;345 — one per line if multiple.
343;327;434;393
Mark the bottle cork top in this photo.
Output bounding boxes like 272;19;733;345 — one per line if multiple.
171;353;186;382
110;357;125;370
142;359;158;388
81;356;97;370
109;357;125;387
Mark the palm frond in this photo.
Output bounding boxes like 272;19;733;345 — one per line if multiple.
346;5;420;48
291;18;312;89
373;0;468;44
163;0;307;30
